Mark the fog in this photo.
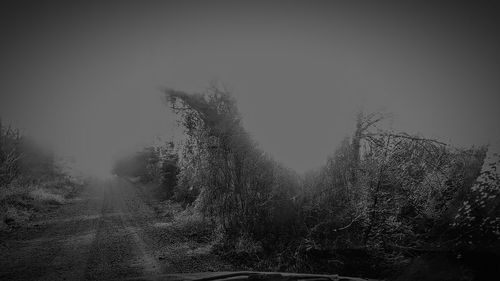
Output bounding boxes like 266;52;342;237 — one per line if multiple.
1;0;499;176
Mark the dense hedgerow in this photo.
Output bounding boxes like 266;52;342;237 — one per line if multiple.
128;86;498;278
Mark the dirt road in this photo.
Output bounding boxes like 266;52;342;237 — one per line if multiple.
0;178;231;281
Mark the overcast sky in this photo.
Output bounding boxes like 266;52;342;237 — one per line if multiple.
1;0;499;175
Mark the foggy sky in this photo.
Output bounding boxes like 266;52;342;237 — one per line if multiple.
1;0;500;175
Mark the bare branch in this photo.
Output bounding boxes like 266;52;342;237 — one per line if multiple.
365;132;448;146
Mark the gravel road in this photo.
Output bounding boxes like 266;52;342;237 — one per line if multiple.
0;177;232;281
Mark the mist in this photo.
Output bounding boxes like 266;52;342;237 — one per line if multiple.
1;0;499;176
2;2;500;280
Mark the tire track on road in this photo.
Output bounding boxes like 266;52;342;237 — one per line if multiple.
84;179;164;280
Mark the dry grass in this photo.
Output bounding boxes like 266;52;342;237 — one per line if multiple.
170;207;216;243
29;188;66;205
1;176;82;231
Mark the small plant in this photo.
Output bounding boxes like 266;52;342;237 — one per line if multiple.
29;188;66;205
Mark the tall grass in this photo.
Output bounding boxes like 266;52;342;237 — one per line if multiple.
0;176;82;231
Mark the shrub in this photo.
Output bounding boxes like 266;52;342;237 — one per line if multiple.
170;207;217;243
29;188;66;205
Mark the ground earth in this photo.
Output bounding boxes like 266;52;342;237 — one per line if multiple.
0;177;234;281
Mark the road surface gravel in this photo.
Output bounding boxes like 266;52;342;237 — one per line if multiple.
0;178;232;281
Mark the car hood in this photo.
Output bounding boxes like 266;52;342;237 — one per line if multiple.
123;271;380;281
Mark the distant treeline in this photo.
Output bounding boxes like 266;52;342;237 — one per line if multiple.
113;86;500;279
112;143;179;197
1;119;82;229
1;119;60;186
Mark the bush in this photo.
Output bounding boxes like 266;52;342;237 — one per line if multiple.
29;188;66;205
163;88;498;277
170;206;217;243
0;175;82;231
